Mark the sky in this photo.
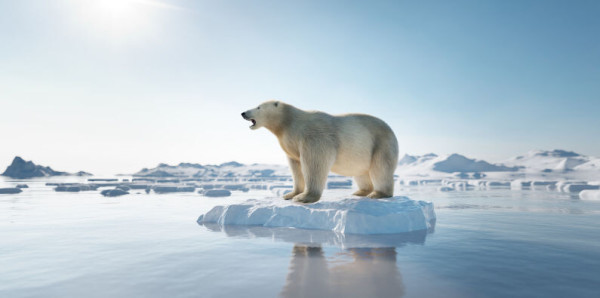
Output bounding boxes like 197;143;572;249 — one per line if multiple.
1;0;599;175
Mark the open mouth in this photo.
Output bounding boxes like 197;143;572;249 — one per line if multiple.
249;119;256;128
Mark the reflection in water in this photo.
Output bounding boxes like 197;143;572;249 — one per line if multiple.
200;222;432;249
199;222;435;298
280;245;404;298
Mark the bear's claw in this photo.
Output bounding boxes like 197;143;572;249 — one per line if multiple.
282;191;300;200
292;193;321;204
353;189;372;197
367;191;392;199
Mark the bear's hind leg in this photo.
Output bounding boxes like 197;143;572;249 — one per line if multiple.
367;149;396;199
284;157;304;200
353;174;373;197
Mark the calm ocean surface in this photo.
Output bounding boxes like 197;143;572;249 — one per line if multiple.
1;177;599;298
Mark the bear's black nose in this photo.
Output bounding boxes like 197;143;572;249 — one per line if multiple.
241;112;246;118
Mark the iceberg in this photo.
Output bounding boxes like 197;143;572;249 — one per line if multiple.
197;196;435;235
579;190;600;200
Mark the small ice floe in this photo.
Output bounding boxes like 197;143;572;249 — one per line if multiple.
0;187;22;194
100;189;129;197
88;178;118;182
531;181;557;190
511;180;532;190
438;186;454;192
579;190;600;200
565;184;600;193
223;184;250;192
441;180;474;191
127;184;152;190
54;184;98;192
204;189;232;197
249;184;268;190
197;196;435;235
152;186;196;194
399;180;419;187
482;181;511;190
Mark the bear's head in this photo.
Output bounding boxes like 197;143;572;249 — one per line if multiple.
241;100;284;131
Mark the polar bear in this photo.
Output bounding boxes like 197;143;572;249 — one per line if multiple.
242;101;398;203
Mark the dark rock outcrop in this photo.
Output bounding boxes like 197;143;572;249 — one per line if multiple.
1;156;91;179
2;157;68;179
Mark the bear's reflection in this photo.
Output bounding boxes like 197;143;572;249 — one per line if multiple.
199;223;433;298
280;245;404;298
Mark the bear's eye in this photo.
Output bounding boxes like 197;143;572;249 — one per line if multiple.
257;107;260;110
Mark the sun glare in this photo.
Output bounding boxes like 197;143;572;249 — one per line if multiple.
69;0;178;45
95;0;137;19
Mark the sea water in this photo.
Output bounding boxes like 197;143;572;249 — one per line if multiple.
1;177;599;298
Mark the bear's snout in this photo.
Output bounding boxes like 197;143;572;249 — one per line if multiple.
241;112;247;119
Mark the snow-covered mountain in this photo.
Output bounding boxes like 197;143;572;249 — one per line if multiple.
503;149;592;173
396;153;520;177
132;149;599;180
396;150;600;180
133;161;290;178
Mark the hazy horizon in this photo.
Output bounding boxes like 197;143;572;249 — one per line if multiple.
2;0;599;175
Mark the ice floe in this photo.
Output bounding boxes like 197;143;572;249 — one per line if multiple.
197;196;435;234
579;190;600;200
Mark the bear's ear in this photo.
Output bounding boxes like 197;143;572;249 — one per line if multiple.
274;101;279;107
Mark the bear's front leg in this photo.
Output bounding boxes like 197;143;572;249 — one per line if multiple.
283;157;305;200
293;144;335;204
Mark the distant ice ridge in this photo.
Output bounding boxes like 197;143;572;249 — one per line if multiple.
197;197;435;235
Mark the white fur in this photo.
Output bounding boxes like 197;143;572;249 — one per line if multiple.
242;101;398;203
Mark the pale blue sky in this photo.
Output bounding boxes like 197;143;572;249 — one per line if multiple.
1;0;599;175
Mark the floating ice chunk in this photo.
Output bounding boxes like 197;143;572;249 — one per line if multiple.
556;181;588;192
100;189;129;197
484;181;511;189
152;186;196;193
0;187;22;194
438;186;454;192
531;181;557;188
579;190;600;200
197;196;436;235
204;189;232;197
223;184;249;192
565;184;600;193
511;180;531;190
